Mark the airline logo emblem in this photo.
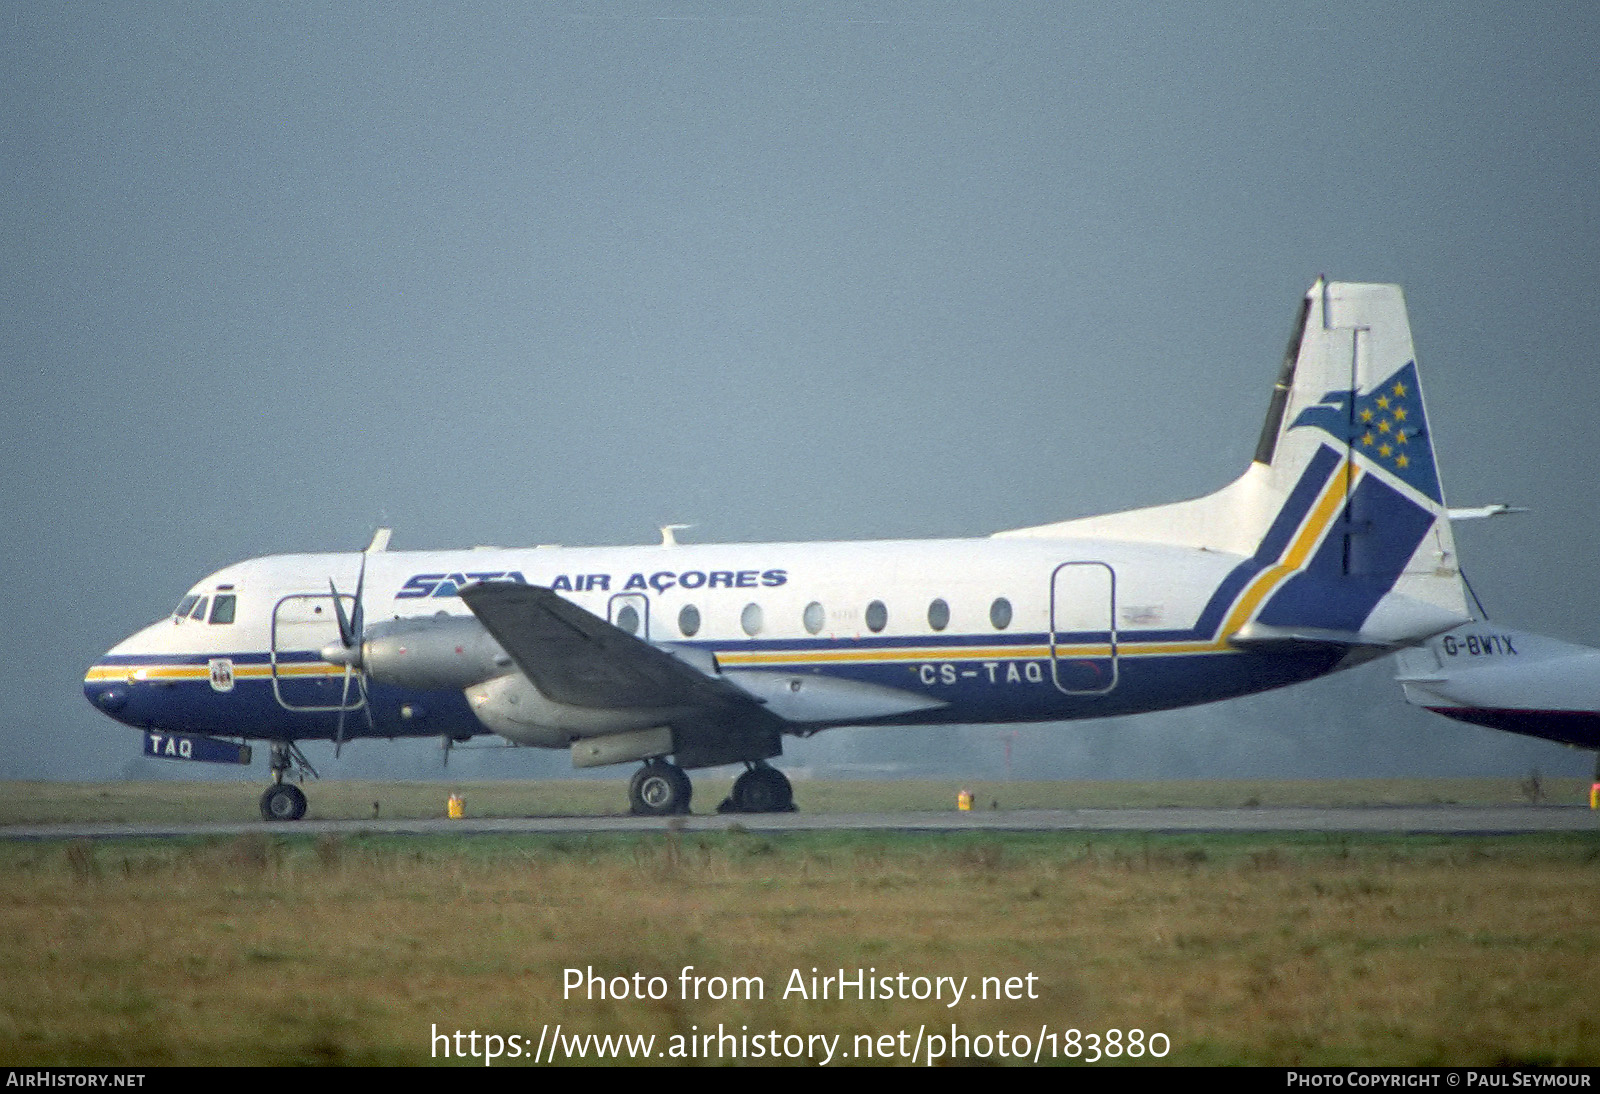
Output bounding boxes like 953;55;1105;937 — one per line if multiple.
1288;361;1442;504
398;569;789;599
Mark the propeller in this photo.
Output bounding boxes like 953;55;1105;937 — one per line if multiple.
322;530;390;757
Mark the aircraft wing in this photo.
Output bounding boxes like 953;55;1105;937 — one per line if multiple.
457;582;775;716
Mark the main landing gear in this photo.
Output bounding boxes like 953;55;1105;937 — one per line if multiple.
628;759;796;816
260;740;316;822
718;761;796;814
629;759;692;816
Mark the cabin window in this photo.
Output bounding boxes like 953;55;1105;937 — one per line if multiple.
741;603;763;636
189;597;209;621
802;601;825;635
989;597;1012;630
210;594;236;625
615;604;640;635
865;600;888;633
678;604;701;637
928;598;950;632
174;595;199;620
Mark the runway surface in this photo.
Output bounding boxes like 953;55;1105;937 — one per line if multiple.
5;805;1598;840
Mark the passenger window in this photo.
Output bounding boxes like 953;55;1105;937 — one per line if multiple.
615;604;640;635
803;601;825;635
189;597;209;621
678;604;701;637
865;600;888;633
210;594;237;625
990;597;1012;630
741;603;763;636
928;598;950;632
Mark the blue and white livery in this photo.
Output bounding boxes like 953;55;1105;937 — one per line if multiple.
85;280;1473;819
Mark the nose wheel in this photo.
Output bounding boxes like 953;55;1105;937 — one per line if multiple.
260;740;316;821
261;782;307;821
629;760;692;816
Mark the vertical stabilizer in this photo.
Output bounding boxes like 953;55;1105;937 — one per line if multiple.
1243;279;1468;642
999;279;1471;647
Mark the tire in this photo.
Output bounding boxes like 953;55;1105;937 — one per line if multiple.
629;761;691;816
260;783;307;822
732;765;793;813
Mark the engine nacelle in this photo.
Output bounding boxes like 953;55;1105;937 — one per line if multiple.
359;615;512;691
464;671;691;748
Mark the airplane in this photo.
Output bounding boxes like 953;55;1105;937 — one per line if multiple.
84;278;1476;821
1396;624;1600;767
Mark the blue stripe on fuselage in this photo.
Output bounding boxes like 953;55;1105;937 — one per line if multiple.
1123;444;1342;643
1256;471;1434;631
84;673;481;742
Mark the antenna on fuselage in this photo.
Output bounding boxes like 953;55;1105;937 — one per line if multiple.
660;523;692;547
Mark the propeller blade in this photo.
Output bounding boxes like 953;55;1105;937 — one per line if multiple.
350;550;366;650
328;547;369;655
329;578;356;650
330;535;383;755
334;665;353;758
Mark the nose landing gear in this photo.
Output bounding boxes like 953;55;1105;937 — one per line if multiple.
259;740;317;821
261;782;307;821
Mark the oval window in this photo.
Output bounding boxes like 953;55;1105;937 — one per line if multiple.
865;600;888;633
803;601;825;635
927;598;950;632
741;603;763;636
990;597;1013;630
678;604;701;637
615;604;640;635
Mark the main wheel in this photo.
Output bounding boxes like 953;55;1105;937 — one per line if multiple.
729;764;794;813
260;783;307;821
629;761;692;816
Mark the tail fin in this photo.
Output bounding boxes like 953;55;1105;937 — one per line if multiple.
999;278;1471;646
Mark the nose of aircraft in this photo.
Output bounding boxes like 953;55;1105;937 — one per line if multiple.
86;681;129;714
84;625;150;726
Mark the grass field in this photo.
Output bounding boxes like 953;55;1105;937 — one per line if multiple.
3;780;1599;1066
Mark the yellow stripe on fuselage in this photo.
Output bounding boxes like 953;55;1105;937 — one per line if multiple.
1215;461;1359;641
83;662;349;684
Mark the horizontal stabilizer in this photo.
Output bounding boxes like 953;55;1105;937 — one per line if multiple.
1227;621;1401;654
1447;505;1528;522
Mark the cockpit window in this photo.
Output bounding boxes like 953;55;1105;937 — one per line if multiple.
174;595;199;620
189;597;209;621
210;594;236;625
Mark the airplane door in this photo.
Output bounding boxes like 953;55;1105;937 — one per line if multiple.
608;593;650;639
1050;562;1118;694
270;593;367;712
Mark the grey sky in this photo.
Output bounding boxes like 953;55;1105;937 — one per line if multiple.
5;2;1599;781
